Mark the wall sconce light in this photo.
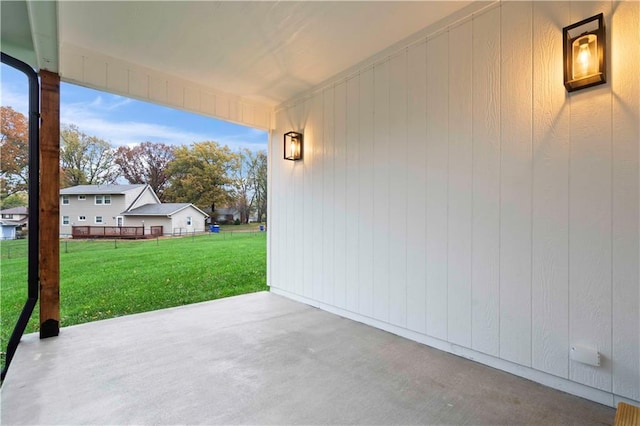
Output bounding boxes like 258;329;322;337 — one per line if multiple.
284;131;303;161
563;13;606;92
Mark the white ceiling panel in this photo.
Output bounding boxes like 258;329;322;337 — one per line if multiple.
58;1;474;106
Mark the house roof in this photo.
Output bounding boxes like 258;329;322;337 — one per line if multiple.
123;203;208;218
0;207;28;215
0;219;23;227
0;217;28;226
60;184;146;195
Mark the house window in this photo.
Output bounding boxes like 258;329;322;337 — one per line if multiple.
95;216;104;224
78;215;86;222
62;195;69;205
2;214;14;219
62;216;70;225
95;195;111;205
78;195;86;200
187;216;192;226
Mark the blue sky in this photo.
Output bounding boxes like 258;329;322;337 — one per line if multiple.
1;63;267;151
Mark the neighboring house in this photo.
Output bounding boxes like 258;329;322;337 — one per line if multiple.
207;207;258;224
60;184;157;236
0;206;29;227
212;207;240;224
0;207;29;240
59;184;208;237
124;203;208;236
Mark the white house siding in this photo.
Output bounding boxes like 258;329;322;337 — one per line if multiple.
135;218;172;236
128;186;159;210
60;194;130;236
170;207;207;234
269;1;639;406
1;224;17;240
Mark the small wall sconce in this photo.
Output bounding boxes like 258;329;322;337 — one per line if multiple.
284;131;303;161
563;13;606;92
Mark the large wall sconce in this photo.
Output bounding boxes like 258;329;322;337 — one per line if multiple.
563;13;606;92
284;131;303;161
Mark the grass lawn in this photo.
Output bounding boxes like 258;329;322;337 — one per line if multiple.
1;232;267;369
217;223;266;232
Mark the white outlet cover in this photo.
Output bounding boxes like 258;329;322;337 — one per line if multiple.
570;345;601;367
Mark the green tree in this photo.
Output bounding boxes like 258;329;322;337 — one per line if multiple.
0;192;27;209
164;141;236;211
60;124;118;187
114;142;175;201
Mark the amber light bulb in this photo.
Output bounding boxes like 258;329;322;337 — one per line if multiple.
577;39;591;73
572;34;597;80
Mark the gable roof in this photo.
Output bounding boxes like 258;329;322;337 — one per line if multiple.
127;185;161;210
60;184;146;195
123;203;209;218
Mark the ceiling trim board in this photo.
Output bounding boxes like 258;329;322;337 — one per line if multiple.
26;0;59;72
60;43;272;131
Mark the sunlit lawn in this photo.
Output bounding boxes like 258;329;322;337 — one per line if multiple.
1;232;267;369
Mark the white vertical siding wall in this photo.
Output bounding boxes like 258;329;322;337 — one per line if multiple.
269;0;640;406
531;0;572;382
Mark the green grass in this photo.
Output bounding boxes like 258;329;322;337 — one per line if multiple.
1;232;267;369
217;223;266;232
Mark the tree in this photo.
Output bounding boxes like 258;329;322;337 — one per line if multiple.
114;142;175;201
0;106;29;200
249;150;267;222
230;149;268;223
60;124;118;187
0;192;27;209
164;141;237;211
230;149;253;223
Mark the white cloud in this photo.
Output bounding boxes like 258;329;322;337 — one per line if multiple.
61;96;256;149
86;95;133;111
0;82;30;115
61;114;212;147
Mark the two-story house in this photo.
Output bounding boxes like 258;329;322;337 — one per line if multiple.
60;184;208;237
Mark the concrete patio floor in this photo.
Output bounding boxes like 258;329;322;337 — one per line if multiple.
1;291;615;425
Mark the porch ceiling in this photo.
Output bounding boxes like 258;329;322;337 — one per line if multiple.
4;1;475;108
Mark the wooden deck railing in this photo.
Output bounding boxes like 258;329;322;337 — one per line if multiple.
71;226;154;239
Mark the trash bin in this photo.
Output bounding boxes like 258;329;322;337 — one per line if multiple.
212;225;220;233
209;224;215;232
259;225;265;232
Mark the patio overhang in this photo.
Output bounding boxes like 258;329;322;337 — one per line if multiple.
0;1;58;73
1;0;481;130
